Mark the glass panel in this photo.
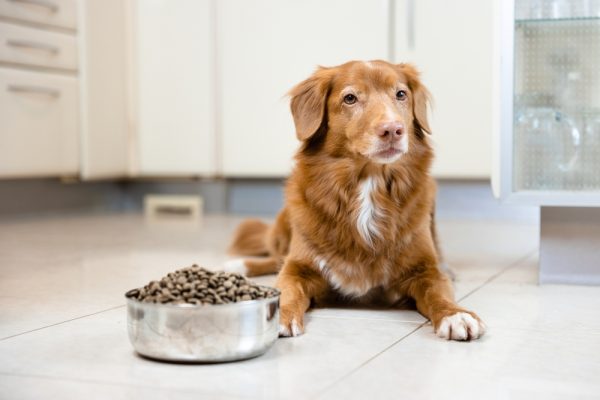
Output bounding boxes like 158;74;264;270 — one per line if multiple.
513;0;600;191
515;0;600;20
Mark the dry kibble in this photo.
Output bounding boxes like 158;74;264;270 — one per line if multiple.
125;265;279;305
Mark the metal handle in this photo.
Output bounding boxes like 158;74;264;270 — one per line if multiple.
7;84;60;97
6;39;59;54
406;0;415;50
7;0;59;12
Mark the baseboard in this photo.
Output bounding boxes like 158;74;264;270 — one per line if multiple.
0;179;125;218
0;178;539;222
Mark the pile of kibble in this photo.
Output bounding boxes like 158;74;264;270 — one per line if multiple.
125;265;279;305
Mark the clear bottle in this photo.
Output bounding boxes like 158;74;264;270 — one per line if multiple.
514;107;581;190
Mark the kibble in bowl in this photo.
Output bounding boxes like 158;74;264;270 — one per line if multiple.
125;265;280;363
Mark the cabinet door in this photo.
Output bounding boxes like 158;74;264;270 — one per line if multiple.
135;0;215;176
79;0;131;179
395;0;494;178
218;0;390;177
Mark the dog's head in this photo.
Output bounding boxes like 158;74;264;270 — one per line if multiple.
289;60;431;165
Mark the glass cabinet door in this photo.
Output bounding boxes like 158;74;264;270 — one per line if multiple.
512;0;600;192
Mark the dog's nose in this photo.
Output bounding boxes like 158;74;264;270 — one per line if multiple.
377;121;404;138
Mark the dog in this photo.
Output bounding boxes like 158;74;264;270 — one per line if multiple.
227;60;485;341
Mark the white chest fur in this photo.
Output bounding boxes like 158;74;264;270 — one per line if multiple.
356;177;382;247
315;256;373;297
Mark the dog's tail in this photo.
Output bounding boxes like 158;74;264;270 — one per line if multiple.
226;210;290;277
228;219;270;257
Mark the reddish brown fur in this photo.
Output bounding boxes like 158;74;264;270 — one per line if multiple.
229;60;484;339
228;219;270;257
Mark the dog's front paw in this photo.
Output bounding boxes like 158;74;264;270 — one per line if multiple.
436;311;486;341
278;308;305;337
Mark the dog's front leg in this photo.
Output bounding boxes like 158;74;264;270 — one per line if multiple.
398;265;486;341
276;259;328;337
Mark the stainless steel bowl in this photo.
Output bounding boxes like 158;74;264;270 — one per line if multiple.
125;290;279;363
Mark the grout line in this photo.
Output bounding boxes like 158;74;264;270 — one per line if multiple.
457;249;538;303
312;321;428;400
0;305;125;342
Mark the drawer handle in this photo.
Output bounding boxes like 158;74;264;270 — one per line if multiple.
7;0;59;13
7;39;59;54
7;84;60;97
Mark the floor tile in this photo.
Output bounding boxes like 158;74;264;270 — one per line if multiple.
318;255;600;400
0;373;250;400
0;211;549;400
317;324;600;400
0;307;421;400
436;219;538;299
460;260;600;332
0;214;240;338
309;307;426;323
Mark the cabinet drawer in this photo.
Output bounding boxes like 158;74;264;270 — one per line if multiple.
0;22;77;70
0;67;79;177
0;0;76;30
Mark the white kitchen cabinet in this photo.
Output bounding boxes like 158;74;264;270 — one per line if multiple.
78;0;131;179
133;0;215;177
0;67;79;177
1;0;496;180
0;0;79;179
217;0;390;177
395;0;494;178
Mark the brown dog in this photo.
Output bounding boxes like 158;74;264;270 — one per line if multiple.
227;60;485;341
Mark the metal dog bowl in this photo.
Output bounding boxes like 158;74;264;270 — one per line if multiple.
125;290;279;363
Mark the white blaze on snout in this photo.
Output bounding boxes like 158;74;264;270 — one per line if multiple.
382;102;408;152
384;103;398;123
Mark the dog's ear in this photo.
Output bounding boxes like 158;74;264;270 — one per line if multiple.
288;68;332;141
397;63;432;135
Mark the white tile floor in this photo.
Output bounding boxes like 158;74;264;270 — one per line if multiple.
1;213;599;400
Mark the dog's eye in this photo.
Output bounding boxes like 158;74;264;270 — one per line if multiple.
343;94;357;105
396;90;407;101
